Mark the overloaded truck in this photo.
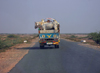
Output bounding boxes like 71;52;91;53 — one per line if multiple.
35;18;60;48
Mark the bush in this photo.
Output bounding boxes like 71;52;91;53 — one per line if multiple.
88;32;97;39
88;32;100;44
78;36;88;39
70;35;77;38
7;34;18;38
0;35;23;49
0;40;4;49
0;34;37;51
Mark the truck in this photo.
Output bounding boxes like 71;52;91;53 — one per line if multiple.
35;18;60;48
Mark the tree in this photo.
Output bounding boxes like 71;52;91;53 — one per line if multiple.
88;32;100;44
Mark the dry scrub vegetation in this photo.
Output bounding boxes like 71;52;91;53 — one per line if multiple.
0;34;38;73
61;32;100;47
0;34;38;52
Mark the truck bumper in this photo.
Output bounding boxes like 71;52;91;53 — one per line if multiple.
53;42;59;45
39;39;60;45
39;42;59;45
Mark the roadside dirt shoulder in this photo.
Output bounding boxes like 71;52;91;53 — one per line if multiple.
78;43;100;51
62;38;100;51
0;38;38;73
61;38;75;42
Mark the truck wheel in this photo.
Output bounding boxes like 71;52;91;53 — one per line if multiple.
40;43;44;49
40;45;44;49
55;45;59;48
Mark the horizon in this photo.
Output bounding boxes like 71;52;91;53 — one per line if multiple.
0;32;90;34
0;0;100;33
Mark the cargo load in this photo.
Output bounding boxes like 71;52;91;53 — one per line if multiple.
35;18;60;31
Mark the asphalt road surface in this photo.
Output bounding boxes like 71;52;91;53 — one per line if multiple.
9;39;100;73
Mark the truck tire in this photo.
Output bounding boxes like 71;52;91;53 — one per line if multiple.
55;45;59;48
40;45;44;49
40;43;44;49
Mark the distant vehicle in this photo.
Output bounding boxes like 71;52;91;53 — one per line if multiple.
35;18;60;48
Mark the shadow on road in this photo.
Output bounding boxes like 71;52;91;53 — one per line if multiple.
16;42;59;50
16;46;57;50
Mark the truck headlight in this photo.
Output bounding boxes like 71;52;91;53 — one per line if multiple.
57;36;59;38
53;35;57;38
42;35;45;38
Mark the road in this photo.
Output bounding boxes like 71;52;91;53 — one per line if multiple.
9;39;100;73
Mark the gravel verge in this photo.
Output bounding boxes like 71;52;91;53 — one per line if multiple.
0;38;38;73
62;38;100;50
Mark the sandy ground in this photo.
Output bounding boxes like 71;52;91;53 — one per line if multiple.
0;38;38;73
78;43;100;51
62;38;100;51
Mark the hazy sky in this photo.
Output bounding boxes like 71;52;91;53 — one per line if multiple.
0;0;100;33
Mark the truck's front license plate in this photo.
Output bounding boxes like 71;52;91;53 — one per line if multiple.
47;42;52;44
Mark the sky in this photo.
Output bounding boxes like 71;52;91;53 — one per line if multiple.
0;0;100;33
